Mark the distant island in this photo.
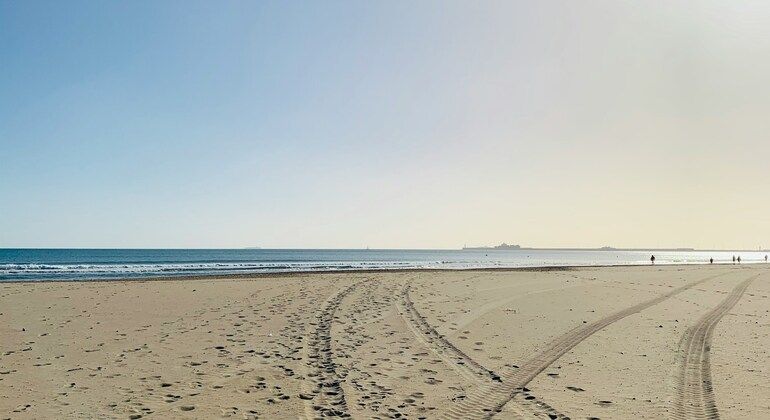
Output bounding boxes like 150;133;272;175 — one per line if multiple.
462;243;521;250
462;243;701;252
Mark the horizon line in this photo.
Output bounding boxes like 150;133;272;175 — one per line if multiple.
1;246;768;252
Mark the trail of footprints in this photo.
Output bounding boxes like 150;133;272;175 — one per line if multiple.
302;276;418;418
302;281;364;417
343;279;433;419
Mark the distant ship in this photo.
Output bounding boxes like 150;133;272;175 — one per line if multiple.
462;243;521;250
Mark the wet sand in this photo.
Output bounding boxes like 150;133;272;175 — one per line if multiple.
1;265;768;419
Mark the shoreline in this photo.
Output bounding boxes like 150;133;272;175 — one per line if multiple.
2;261;766;284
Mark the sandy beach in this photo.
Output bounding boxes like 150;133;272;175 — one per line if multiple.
1;265;768;419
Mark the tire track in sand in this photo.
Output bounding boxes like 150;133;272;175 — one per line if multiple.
442;271;728;419
301;280;368;419
672;274;757;420
397;284;502;383
397;283;570;419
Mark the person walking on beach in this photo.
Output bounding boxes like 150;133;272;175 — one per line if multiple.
765;255;768;262
650;255;655;264
733;255;736;264
737;256;741;264
710;258;714;264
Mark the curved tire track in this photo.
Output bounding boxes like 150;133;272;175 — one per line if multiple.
397;284;502;382
442;272;728;419
398;284;569;419
672;275;757;420
302;281;366;419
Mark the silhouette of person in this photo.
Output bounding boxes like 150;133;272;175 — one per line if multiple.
650;255;655;264
765;255;768;262
710;258;713;264
737;256;741;264
732;255;736;264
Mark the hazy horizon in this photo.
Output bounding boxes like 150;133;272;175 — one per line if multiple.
1;245;768;251
2;1;769;250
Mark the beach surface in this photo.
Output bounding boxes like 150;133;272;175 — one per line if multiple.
1;265;768;419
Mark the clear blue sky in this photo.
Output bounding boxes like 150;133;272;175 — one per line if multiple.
2;1;769;249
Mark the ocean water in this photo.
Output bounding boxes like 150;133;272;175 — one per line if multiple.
0;248;767;282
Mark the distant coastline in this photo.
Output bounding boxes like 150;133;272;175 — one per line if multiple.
461;243;767;252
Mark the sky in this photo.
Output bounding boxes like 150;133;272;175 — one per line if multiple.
1;1;769;250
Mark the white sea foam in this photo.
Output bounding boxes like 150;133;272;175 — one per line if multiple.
2;249;766;281
0;260;441;279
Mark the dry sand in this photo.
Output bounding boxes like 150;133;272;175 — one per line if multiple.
1;265;768;419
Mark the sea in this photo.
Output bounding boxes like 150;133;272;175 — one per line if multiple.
1;248;767;282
